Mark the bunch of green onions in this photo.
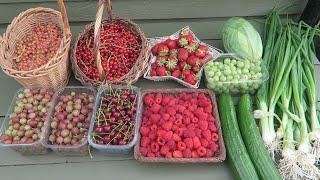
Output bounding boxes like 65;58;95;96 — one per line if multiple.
256;9;320;179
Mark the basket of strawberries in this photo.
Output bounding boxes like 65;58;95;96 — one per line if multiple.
144;27;222;88
71;0;150;87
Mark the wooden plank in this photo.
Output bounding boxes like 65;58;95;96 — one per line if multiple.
0;17;289;41
0;0;307;23
0;160;233;180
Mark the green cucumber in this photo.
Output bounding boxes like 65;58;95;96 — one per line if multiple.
237;94;282;180
218;93;259;180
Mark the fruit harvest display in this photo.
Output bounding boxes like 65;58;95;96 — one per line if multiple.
91;88;137;146
13;23;62;71
147;28;211;86
47;91;95;146
139;91;220;158
1;88;54;144
75;22;142;82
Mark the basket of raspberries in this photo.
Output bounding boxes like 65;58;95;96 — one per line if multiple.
88;85;141;154
144;27;222;88
134;89;226;163
71;0;150;87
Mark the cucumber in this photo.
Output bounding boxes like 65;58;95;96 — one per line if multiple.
218;93;259;180
237;94;282;180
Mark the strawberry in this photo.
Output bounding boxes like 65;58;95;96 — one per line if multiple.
160;144;170;155
183;148;192;158
181;69;191;78
185;40;199;53
177;48;188;61
155;56;167;66
151;44;159;55
172;70;181;78
169;49;178;57
165;39;177;49
155;66;168;76
193;136;201;148
177;37;189;47
184;74;197;85
197;146;207;157
151;62;157;69
195;48;207;58
150;70;157;77
186;55;200;66
157;44;169;56
173;150;183;158
166;59;177;71
198;44;209;51
192;65;201;73
180;28;192;37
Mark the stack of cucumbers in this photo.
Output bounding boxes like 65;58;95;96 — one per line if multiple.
218;93;282;180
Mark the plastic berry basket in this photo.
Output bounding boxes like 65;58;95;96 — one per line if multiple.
0;87;55;155
42;86;97;156
204;53;269;94
143;26;222;89
134;88;226;163
88;85;142;154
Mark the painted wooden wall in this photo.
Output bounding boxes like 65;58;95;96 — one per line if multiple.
0;0;308;50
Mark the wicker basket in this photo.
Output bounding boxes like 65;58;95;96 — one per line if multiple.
0;0;71;89
134;88;226;163
71;0;150;87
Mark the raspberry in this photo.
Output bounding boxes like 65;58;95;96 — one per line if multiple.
184;138;193;149
162;113;170;121
172;133;181;141
155;152;161;157
162;121;173;131
149;114;161;123
194;107;204;117
157;137;166;146
155;93;163;104
212;132;219;142
151;142;160;152
173;150;183;158
183;129;195;138
187;123;196;129
172;124;179;131
198;113;208;122
194;128;202;137
193;136;201;148
190;98;197;105
167;140;176;150
157;129;166;137
176;128;186;136
163;131;173;141
204;104;213;113
202;130;211;141
209;143;219;152
198;98;211;107
144;95;154;106
174;119;182;125
143;109;152;117
183;117;191;125
141;137;151;147
183;148;192;158
177;105;186;113
140;147;148;156
159;108;167;115
165;152;173;158
162;96;171;106
160;144;170;155
168;99;176;106
177;141;187;151
175;113;183;120
167;108;176;116
200;139;209;147
148;131;157;140
140;126;150;136
198;120;208;131
150;124;157;131
206;149;213;157
188;104;197;112
197;146;207;157
147;152;155;157
191;117;199;123
208;122;217;132
150;104;161;113
191;150;199;158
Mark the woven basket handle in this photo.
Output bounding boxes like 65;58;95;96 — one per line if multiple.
57;0;71;37
93;0;115;81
